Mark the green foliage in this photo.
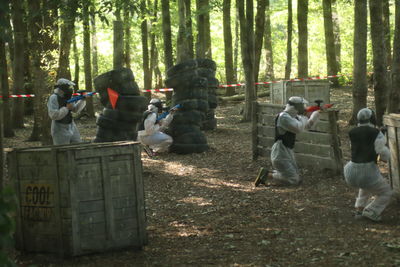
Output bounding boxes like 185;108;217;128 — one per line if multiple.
0;186;17;267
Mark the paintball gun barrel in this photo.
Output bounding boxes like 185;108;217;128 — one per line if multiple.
67;91;97;103
305;100;334;113
156;104;182;122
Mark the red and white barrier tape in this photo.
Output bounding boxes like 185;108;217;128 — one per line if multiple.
1;74;345;97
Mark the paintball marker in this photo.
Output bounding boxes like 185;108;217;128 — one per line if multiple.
306;99;334;113
67;90;97;103
156;104;182;122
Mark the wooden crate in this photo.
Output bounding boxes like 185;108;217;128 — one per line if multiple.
252;102;343;173
383;114;400;198
270;80;330;105
7;141;147;257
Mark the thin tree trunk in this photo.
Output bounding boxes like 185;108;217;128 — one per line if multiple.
141;0;151;98
204;0;212;59
323;0;339;87
388;0;400;113
177;0;191;62
123;5;131;69
161;0;173;100
82;0;94;117
332;0;341;72
223;0;235;96
237;0;255;121
254;0;266;84
150;0;162;89
297;0;308;78
196;0;207;59
73;30;79;89
369;0;388;126
90;3;99;78
285;0;293;80
383;0;391;68
350;0;368;125
113;20;124;69
233;6;239;82
11;0;25;128
185;0;194;58
264;0;274;81
57;0;78;80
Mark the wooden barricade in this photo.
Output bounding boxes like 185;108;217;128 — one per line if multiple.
252;102;343;173
383;114;400;198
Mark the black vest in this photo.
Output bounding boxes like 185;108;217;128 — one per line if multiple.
349;126;380;163
274;114;296;149
138;110;155;131
56;95;72;124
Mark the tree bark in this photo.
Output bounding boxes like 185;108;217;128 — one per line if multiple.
233;6;239;82
82;0;95;117
285;0;293;80
185;0;194;59
113;20;124;69
323;0;339;87
11;0;25;128
123;4;131;69
369;0;389;126
161;0;174;100
297;0;308;78
196;0;211;59
387;0;400;113
72;30;79;89
141;0;151;98
177;0;191;63
264;0;274;81
223;0;235;96
349;0;368;125
254;0;266;84
383;0;391;68
90;3;99;78
332;0;341;72
57;0;78;80
237;0;255;122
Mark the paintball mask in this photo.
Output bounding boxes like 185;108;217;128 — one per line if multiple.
287;96;308;115
149;98;163;113
56;78;75;99
357;108;376;125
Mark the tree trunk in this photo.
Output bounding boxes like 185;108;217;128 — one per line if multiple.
196;0;207;59
11;0;25;128
185;0;194;59
264;0;274;81
90;3;99;78
323;0;339;87
0;99;3;190
237;0;255;122
332;0;341;72
113;20;124;69
150;0;162;90
223;0;235;96
73;30;79;89
57;0;78;80
177;0;191;63
387;0;400;113
350;0;368;125
383;0;391;68
161;0;174;100
0;29;14;138
369;0;388;126
254;0;266;84
297;0;308;78
233;6;240;82
82;0;95;117
123;5;131;69
141;0;151;98
285;0;293;80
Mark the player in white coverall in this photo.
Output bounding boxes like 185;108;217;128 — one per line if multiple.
344;108;393;222
47;78;87;145
137;99;175;153
254;96;320;186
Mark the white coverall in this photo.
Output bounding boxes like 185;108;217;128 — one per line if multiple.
344;123;393;216
271;105;320;185
47;88;86;145
137;112;174;153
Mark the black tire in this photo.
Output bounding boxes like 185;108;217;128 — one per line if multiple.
173;131;207;144
172;89;208;102
166;59;198;77
165;72;205;89
207;77;220;88
201;119;217;131
94;68;140;96
207;94;218;107
197;68;216;79
176;99;209;112
171;110;204;126
105;95;148;112
95;127;137;142
195;58;216;71
96;114;138;131
169;143;209;154
169;124;201;136
102;108;144;123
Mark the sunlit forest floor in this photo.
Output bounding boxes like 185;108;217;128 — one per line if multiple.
5;86;400;266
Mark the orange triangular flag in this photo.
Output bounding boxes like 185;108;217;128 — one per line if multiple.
107;88;119;109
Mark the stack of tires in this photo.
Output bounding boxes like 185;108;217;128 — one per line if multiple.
197;59;219;130
93;68;148;142
165;59;211;154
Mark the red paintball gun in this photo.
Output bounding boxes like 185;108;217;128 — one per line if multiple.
306;99;334;113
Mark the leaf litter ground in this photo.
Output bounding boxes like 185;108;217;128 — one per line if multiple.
6;86;400;266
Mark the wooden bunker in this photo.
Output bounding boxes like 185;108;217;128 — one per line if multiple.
252;102;343;173
270;79;330;105
383;114;400;199
7;141;147;257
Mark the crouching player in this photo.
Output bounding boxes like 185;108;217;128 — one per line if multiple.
254;96;320;187
344;108;393;222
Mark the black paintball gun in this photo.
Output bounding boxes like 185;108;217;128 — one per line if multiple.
156;104;181;122
67;90;97;103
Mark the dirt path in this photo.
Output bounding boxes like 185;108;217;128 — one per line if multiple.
8;87;400;266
